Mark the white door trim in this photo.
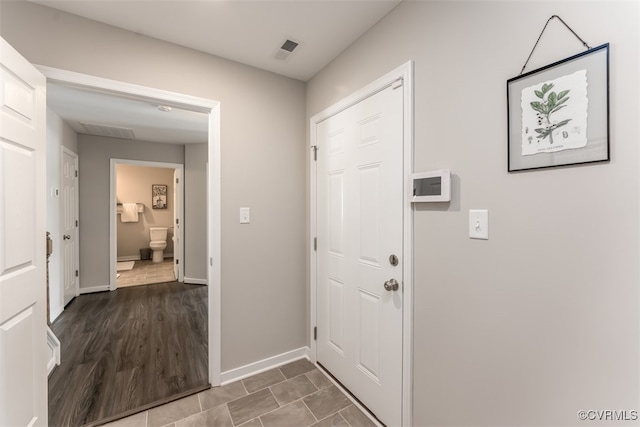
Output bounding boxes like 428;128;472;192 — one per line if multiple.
35;65;222;386
60;146;79;301
109;158;184;289
309;61;414;426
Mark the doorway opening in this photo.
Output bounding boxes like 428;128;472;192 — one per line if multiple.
112;160;184;289
37;65;222;424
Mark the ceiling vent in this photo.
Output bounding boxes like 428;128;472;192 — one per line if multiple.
275;39;300;61
79;122;136;140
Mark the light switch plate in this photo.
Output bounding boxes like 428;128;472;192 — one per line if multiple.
240;207;250;224
469;209;488;240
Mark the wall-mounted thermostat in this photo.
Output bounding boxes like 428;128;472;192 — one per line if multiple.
409;169;451;202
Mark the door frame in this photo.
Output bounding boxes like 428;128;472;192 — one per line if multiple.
35;65;222;386
109;159;184;288
309;61;414;425
60;146;80;303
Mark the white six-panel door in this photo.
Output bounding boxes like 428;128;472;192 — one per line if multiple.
62;148;78;306
0;37;48;426
316;83;404;426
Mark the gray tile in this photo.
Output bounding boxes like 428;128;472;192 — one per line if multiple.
237;419;263;427
270;375;318;406
148;394;201;427
303;386;351;421
227;388;279;426
311;413;349;427
242;368;286;393
305;369;333;390
199;381;247;410
101;411;148;427
260;400;317;427
175;404;233;427
279;359;316;379
340;405;376;427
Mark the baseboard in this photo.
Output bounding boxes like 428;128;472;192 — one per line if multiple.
117;254;174;262
50;305;64;323
46;326;60;377
184;277;207;285
79;285;110;294
117;255;140;262
221;346;311;385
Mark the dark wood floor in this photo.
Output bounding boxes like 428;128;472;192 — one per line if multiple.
48;282;208;427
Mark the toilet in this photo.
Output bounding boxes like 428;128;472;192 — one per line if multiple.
149;227;168;263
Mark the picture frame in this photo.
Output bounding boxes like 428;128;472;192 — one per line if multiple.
507;43;609;172
152;184;167;209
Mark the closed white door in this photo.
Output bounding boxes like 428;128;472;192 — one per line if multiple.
61;148;78;305
0;37;48;426
316;83;404;426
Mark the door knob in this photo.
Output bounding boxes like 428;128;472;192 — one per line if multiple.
63;235;71;240
384;278;399;292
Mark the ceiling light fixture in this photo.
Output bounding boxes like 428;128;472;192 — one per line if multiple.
158;105;172;112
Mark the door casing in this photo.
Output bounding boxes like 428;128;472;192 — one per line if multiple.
35;65;222;386
309;61;414;425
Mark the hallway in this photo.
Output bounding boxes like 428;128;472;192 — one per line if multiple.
48;282;208;426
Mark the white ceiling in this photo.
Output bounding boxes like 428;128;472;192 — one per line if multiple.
38;0;400;144
48;82;210;144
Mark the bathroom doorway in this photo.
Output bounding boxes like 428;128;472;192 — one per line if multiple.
111;159;184;289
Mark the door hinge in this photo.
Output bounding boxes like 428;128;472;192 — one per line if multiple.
176;218;179;225
392;77;404;90
210;257;213;266
312;145;318;161
176;178;179;184
176;259;179;265
75;170;78;178
75;270;79;277
313;237;317;251
314;326;317;341
75;220;79;227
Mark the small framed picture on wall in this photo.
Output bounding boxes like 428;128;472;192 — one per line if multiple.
152;184;167;209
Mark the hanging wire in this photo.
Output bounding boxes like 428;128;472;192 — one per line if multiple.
520;15;591;75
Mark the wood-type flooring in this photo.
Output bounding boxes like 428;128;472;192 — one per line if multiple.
48;281;208;427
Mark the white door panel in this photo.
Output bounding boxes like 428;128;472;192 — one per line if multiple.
317;84;403;426
0;36;48;427
62;149;78;305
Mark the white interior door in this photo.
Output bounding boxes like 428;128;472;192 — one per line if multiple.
61;148;78;305
0;36;48;426
316;83;404;425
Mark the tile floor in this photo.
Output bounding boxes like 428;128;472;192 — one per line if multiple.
117;259;176;287
102;359;377;427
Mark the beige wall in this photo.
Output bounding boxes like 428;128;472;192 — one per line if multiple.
307;1;639;425
0;1;307;372
116;164;176;260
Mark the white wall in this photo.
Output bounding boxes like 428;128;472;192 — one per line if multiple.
184;143;207;282
307;1;639;425
116;164;176;260
46;107;78;321
0;1;307;372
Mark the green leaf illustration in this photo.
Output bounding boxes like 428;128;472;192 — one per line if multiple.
529;82;572;144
